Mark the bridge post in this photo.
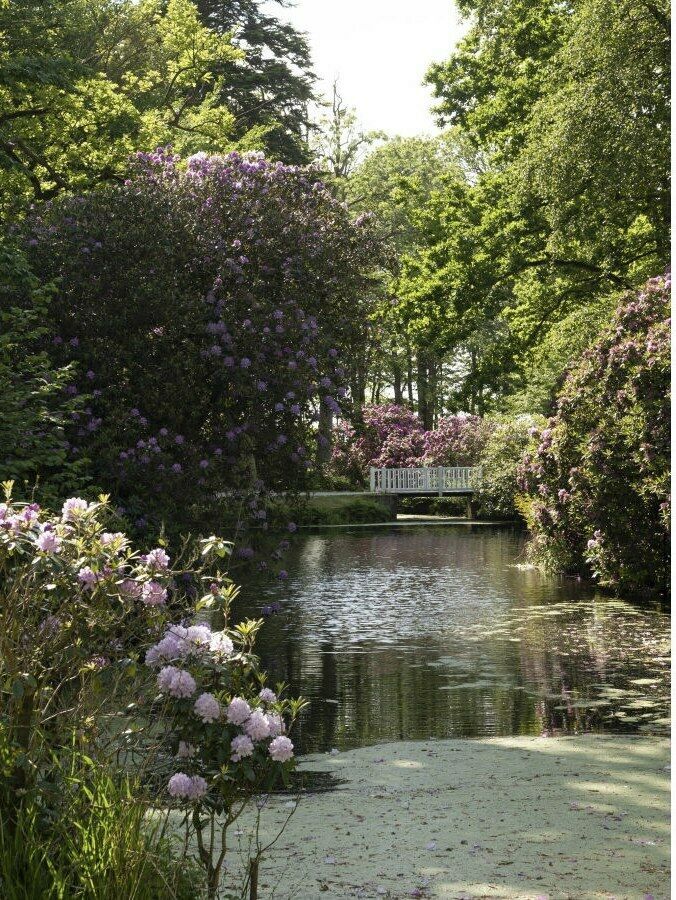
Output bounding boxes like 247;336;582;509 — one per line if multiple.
369;467;375;492
437;466;444;496
465;497;478;520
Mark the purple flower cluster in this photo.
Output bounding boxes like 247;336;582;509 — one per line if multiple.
29;149;385;532
520;274;670;594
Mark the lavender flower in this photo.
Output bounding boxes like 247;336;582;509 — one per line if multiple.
244;709;270;741
141;581;167;606
268;736;294;762
230;734;254;762
226;697;251;725
194;692;221;723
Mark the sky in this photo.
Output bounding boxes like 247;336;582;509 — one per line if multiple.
273;0;467;137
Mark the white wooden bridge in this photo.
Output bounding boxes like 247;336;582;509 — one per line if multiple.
369;466;482;496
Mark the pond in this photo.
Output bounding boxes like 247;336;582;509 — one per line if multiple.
237;526;670;754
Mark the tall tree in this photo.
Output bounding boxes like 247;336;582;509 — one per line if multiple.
195;0;315;164
395;0;670;412
0;0;241;214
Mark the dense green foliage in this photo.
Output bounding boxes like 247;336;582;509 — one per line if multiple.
476;414;544;519
0;241;87;501
392;0;670;413
194;0;315;164
0;750;203;899
0;0;242;214
521;275;670;594
0;0;317;216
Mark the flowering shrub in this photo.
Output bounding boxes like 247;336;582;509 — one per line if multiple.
329;404;490;484
26;149;383;534
0;488;304;898
520;275;670;594
421;414;493;467
331;404;425;479
475;414;545;518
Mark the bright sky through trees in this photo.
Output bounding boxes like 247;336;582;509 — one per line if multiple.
273;0;466;136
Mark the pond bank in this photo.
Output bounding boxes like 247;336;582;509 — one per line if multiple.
229;735;669;899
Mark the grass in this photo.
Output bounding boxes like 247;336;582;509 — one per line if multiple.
299;496;397;525
0;753;205;900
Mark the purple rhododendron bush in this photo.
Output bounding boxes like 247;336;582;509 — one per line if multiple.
0;488;304;898
24;149;383;536
520;274;670;595
330;403;493;485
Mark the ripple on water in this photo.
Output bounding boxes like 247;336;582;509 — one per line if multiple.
237;526;670;752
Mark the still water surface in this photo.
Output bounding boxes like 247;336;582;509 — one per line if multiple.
238;526;670;753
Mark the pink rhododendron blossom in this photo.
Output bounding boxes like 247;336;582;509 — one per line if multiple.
37;530;61;553
145;625;189;666
226;697;251;725
120;578;142;599
209;632;234;658
167;772;192;798
166;669;197;699
157;665;180;692
268;735;294;762
230;734;254;762
186;775;208;799
141;580;167;606
194;692;221;723
258;687;276;704
265;713;285;737
244;709;270;741
145;547;170;570
185;625;212;648
77;566;97;588
61;497;91;521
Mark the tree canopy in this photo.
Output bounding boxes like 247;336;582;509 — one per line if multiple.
392;0;670;413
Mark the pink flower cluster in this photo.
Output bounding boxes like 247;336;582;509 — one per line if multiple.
145;624;233;667
168;772;208;800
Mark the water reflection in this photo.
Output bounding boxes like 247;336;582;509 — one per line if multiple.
237;527;670;753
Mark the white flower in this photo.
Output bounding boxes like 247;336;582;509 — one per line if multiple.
194;692;221;723
61;497;92;522
226;697;251;725
177;741;197;759
185;625;212;648
209;632;234;659
269;736;294;763
258;687;277;704
230;734;254;762
244;709;270;741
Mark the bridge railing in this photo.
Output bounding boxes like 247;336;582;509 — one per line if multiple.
369;466;482;494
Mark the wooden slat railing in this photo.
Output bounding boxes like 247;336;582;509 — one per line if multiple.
369;466;482;494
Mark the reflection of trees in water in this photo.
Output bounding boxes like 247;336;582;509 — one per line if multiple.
236;529;669;751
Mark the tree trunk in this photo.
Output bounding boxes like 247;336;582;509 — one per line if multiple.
429;357;438;426
406;339;414;406
316;401;333;465
392;358;403;405
416;348;433;430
